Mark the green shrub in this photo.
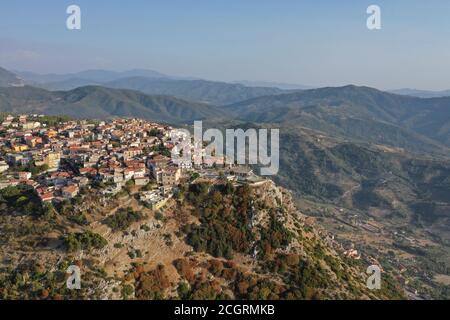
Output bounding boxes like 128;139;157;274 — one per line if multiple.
65;231;108;252
104;207;144;231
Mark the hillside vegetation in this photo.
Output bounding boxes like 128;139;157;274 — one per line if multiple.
0;179;403;299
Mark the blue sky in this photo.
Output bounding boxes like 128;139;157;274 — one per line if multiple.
1;0;450;90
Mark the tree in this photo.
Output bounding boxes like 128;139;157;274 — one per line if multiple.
65;231;108;252
177;281;190;299
121;284;134;299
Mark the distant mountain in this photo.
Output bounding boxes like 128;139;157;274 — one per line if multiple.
36;77;103;91
234;80;313;90
12;67;289;105
226;85;450;153
0;67;24;87
15;68;171;84
390;88;450;98
0;85;225;124
104;77;286;105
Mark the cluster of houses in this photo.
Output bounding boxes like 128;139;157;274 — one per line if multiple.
0;115;258;208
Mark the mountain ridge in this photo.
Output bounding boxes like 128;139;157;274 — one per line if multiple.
0;85;225;124
14;68;171;84
11;67;289;105
226;85;450;153
390;88;450;98
104;77;286;105
0;67;25;88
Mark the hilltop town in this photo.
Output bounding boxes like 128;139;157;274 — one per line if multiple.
0;114;260;207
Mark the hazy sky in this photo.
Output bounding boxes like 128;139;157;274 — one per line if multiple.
1;0;450;90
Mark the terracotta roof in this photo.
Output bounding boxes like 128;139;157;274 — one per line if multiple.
62;185;78;193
